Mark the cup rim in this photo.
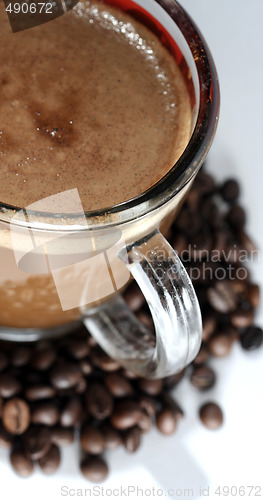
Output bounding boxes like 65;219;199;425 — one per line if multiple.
0;0;220;230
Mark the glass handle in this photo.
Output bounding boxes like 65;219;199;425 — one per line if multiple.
83;229;202;378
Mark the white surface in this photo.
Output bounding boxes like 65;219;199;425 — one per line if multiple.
1;1;263;499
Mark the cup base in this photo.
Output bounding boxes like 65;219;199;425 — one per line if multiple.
0;321;81;342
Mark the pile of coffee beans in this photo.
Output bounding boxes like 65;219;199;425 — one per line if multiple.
0;168;262;481
0;336;185;481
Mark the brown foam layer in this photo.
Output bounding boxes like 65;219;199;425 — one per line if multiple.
0;0;191;212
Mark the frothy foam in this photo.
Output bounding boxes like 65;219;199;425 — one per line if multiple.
0;0;191;212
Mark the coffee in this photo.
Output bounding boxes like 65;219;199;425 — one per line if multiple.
0;0;192;330
0;0;191;212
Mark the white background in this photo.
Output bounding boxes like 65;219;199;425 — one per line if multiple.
1;1;263;499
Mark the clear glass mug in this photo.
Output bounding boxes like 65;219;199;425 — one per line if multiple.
0;0;219;378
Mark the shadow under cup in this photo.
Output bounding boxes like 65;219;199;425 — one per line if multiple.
0;0;219;348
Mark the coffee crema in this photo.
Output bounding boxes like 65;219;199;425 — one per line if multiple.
0;0;191;212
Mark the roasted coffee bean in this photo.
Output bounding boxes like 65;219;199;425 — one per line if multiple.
185;186;200;211
103;373;134;398
100;423;122;450
79;359;93;376
24;372;43;385
121;368;138;380
156;408;177;435
247;283;260;309
60;396;83;427
206;202;225;228
136;378;163;396
176;209;202;237
2;398;30;435
50;426;74;446
87;335;97;348
226;205;246;229
213;228;229;256
227;327;239;343
193;344;209;366
23;425;52;460
74;325;90;338
208;333;232;357
135;310;154;334
199;402;223;430
0;422;13;448
123;282;145;312
228;263;250;282
137;411;152;433
220;179;240;203
230;279;248;295
207;281;237;314
194;171;216;196
123;426;141;453
80;425;105;455
164;369;185;389
239;230;258;253
80;456;109;483
66;338;90;360
31;345;56;371
138;394;158;417
110;399;143;430
25;385;56;401
188;262;221;286
31;402;60;426
75;377;87;394
231;309;254;329
160;393;184;419
86;382;113;420
171;233;187;256
38;444;61;474
238;298;253;312
226;247;247;266
240;326;263;351
11;346;31;367
228;245;247;264
0;373;21;398
0;351;9;372
190;366;216;390
238;295;254;311
91;346;121;372
188;230;212;259
10;448;34;477
50;361;82;389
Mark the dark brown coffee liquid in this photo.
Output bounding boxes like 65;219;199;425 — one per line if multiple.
0;0;191;212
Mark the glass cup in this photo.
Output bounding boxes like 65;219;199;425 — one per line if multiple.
0;0;219;378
